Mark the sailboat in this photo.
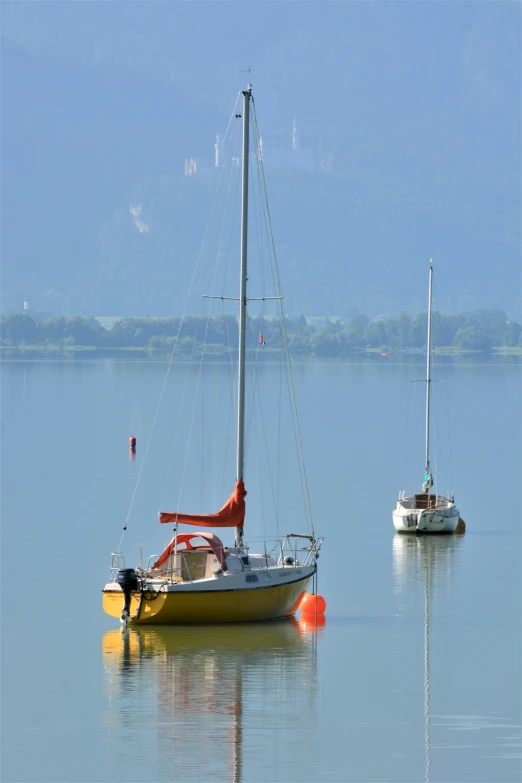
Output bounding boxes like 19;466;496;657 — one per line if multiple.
392;262;460;533
102;85;322;624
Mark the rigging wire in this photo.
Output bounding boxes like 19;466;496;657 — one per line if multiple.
199;127;242;490
174;119;241;517
240;116;280;529
444;370;455;495
253;371;283;535
121;90;316;551
252;111;279;302
158;307;208;512
118;94;242;551
251;109;310;528
402;369;413;486
159;116;240;513
433;285;455;496
217;138;242;481
201;296;205;511
244;312;280;529
221;300;238;493
243;119;267;469
251;96;315;538
241;113;289;534
243;309;262;465
431;281;454;495
220;92;242;149
254;412;267;541
275;343;283;536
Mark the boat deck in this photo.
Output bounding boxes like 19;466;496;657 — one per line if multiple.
400;494;451;510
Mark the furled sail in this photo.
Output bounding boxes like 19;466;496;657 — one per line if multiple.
422;472;433;494
159;481;246;528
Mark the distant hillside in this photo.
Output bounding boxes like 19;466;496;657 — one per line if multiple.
1;2;520;317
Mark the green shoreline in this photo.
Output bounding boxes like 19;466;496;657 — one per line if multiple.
3;311;520;357
1;343;521;359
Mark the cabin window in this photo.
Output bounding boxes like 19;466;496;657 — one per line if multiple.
258;572;271;582
245;574;258;584
188;536;211;548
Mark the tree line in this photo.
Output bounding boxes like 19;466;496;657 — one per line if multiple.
1;309;520;355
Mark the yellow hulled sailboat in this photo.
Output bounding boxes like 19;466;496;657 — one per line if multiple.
102;85;322;625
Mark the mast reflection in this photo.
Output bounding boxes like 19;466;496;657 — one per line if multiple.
102;620;318;782
393;534;463;783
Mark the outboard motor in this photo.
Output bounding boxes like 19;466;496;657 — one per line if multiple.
116;568;139;624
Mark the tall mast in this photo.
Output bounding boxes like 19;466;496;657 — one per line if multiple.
425;261;433;476
235;85;252;549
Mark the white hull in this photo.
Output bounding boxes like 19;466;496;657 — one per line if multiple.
392;493;459;534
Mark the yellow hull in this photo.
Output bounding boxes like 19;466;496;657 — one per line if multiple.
102;576;311;625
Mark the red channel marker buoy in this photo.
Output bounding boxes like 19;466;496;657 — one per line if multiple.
129;436;136;449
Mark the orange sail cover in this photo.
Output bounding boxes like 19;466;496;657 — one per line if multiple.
159;481;246;528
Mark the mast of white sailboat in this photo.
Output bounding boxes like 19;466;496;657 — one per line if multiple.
235;85;252;550
424;261;433;485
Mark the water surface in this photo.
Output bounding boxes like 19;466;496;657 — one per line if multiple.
1;357;520;782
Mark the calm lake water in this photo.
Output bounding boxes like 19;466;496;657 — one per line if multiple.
1;356;520;782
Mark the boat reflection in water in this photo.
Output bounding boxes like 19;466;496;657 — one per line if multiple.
102;619;319;782
393;533;463;783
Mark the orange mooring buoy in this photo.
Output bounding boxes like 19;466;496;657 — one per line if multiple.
300;593;326;615
129;436;136;449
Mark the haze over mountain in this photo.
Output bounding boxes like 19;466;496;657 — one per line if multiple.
1;2;520;317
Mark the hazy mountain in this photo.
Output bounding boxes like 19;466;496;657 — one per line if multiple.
1;2;520;317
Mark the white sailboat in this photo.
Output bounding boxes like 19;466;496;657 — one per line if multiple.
393;262;460;533
102;85;323;624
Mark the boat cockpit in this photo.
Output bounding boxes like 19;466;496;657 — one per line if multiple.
399;493;451;510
